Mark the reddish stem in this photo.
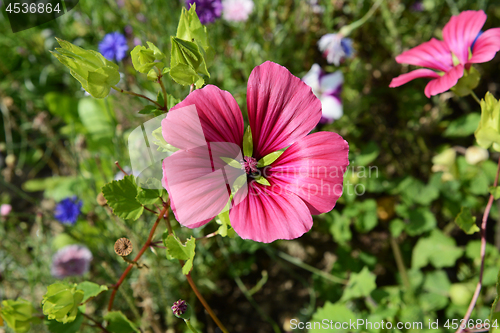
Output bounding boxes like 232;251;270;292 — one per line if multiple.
107;204;169;311
456;156;500;333
115;161;129;176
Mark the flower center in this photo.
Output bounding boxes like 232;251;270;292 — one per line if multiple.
241;156;258;174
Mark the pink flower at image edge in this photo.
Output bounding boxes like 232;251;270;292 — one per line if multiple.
0;204;12;216
161;61;349;243
389;10;500;97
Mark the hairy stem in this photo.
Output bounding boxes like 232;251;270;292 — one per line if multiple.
108;204;169;311
390;236;411;291
471;91;481;105
184;319;200;333
456;156;500;333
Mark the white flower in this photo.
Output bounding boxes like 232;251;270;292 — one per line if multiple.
302;64;343;122
222;0;254;22
318;33;354;66
465;146;489;165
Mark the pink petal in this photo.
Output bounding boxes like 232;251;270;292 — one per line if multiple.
162;146;233;228
246;61;322;160
265;132;349;215
164;85;244;150
395;38;453;72
424;65;464;98
230;182;313;243
470;28;500;64
443;10;486;64
389;68;441;88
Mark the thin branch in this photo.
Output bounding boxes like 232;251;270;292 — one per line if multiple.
115;161;129;176
108;204;169;311
456;156;500;333
111;86;163;108
82;313;111;333
158;75;168;110
471;91;481;105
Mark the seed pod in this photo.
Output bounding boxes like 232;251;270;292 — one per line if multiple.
114;238;133;257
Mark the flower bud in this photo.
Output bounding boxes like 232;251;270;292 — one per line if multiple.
171;299;192;320
465;146;489;165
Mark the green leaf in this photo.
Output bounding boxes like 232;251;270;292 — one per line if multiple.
138;105;158;115
169;63;200;86
104;311;139;333
131;45;156;74
167;94;181;110
257;149;285;167
147;68;158;81
78;98;115;142
475;92;500;152
354;141;380;166
51;38;120;98
405;207;437;236
341;267;377;301
46;311;84;333
490;186;500;200
455;207;479;235
76;282;108;303
136;187;161;205
0;299;39;333
412;230;464;269
243;126;253;157
443;113;481;137
170;37;205;74
353;199;378;233
42;283;84;324
102;175;144;220
491;269;500;320
310;302;357;333
216;209;236;238
164;235;196;275
44;93;80;125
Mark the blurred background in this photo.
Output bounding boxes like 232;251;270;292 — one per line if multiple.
2;0;500;332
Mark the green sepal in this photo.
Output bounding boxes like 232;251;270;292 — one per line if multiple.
147;68;159;81
216;209;236;238
454;207;479;235
131;42;165;74
221;157;242;169
163;234;196;275
475;92;500;152
145;41;166;60
253;175;270;186
257;149;285;167
243;126;253;157
50;38;120;98
42;283;84;324
152;126;180;152
101;175;144;220
0;299;40;333
169;63;200;86
451;66;480;97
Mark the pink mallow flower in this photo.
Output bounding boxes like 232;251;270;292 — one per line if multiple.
390;10;500;98
0;204;12;216
161;61;349;243
222;0;254;22
51;245;93;278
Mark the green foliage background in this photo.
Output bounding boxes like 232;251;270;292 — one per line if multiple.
2;0;500;332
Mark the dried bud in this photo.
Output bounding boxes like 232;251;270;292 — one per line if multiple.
114;238;133;257
171;299;192;319
96;192;107;206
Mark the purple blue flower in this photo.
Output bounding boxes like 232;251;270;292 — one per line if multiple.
186;0;222;24
51;245;93;278
54;196;82;225
318;33;354;66
98;32;129;62
302;64;344;123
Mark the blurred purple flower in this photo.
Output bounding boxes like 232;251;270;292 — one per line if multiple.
318;33;354;66
302;64;343;123
222;0;253;22
54;196;82;225
51;245;93;278
98;32;128;62
186;0;222;24
410;1;424;12
0;204;12;216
